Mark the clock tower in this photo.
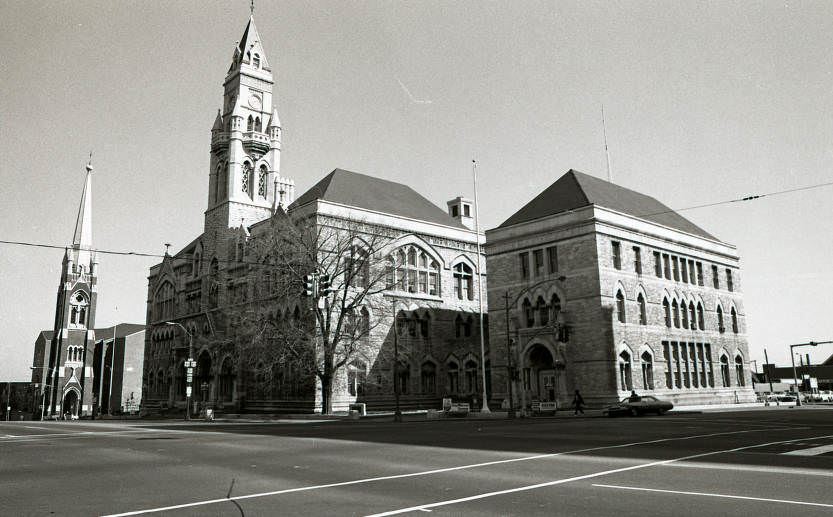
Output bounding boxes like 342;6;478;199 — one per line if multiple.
205;15;294;233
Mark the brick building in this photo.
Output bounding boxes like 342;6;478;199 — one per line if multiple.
141;15;488;414
486;170;756;409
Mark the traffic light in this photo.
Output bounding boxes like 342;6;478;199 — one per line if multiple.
302;274;315;297
318;274;331;296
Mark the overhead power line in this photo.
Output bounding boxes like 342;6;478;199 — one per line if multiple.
3;178;833;261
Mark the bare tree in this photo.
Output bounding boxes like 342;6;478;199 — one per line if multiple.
231;211;394;414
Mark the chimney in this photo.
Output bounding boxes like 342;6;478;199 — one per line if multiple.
446;196;474;230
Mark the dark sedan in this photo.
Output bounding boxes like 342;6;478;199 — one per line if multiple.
604;395;674;417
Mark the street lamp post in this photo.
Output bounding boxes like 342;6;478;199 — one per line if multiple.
789;340;832;406
392;298;402;423
166;321;194;420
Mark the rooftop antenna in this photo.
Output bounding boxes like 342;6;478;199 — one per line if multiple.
602;104;612;183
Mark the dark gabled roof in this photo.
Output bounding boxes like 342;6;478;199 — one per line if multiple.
290;168;467;229
498;169;717;240
37;330;55;342
93;323;145;339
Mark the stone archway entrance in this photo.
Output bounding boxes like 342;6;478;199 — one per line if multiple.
523;344;556;403
62;389;79;418
196;351;212;404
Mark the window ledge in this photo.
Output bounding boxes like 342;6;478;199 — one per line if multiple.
384;291;444;303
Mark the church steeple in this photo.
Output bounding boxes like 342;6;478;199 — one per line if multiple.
206;14;294;230
70;156;95;274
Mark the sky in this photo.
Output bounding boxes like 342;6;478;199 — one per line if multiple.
2;0;833;380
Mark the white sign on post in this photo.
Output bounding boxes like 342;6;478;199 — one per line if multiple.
186;386;192;397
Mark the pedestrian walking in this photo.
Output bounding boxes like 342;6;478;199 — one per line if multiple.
573;389;585;415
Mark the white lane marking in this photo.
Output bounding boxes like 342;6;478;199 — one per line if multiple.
99;426;809;517
360;434;833;517
592;484;833;508
0;429;168;443
662;461;833;477
24;425;54;431
784;444;833;456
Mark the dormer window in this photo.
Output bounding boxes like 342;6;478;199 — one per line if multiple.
451;205;459;217
252;53;260;68
463;204;471;217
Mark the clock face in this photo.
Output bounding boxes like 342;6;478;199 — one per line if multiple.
248;93;262;109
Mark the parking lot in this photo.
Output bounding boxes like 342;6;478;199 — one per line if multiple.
1;407;832;516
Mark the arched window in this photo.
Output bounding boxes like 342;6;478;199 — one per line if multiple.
192;252;201;277
252;53;260;68
347;360;366;396
219;357;234;402
619;350;632;391
454;315;463;338
637;293;647;325
154;282;174;321
731;307;739;333
681;301;689;329
663;299;671;328
397;312;408;336
688;302;696;330
464;360;478;392
697;303;705;330
214;163;223;201
641;351;654;390
420;312;430;338
720;354;731;387
453;263;473;300
615;291;626;323
254;116;262;132
420;362;437;393
69;291;89;327
257;165;267;197
551;294;562;321
672;300;680;328
447;361;459;392
350;247;370;288
247;115;253;132
241;162;251;194
717;306;725;333
735;355;745;386
148;371;154;396
523;298;534;328
396;362;410;395
537;296;549;326
464;316;473;337
390;246;440;295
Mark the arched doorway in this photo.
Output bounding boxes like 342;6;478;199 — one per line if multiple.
524;344;556;402
62;389;79;418
196;351;212;404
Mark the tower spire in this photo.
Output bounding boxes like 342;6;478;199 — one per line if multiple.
250;0;254;16
71;155;94;270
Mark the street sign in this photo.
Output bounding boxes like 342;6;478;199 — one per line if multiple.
186;386;192;397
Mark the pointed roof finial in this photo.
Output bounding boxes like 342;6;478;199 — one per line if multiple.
250;0;254;16
86;151;93;172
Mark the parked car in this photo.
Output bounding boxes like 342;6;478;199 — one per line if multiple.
604;395;673;417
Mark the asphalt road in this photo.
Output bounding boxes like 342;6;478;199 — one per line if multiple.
1;408;832;516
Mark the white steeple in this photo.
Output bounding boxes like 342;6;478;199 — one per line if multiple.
71;156;94;272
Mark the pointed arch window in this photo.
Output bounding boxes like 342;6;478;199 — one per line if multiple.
537;296;549;326
455;315;463;338
69;291;89;327
672;300;680;328
453;263;473;300
347;360;367;396
688;302;696;330
247;115;254;132
447;361;459;392
663;298;671;328
720;354;731;387
735;355;745;386
420;362;437;393
731;307;739;333
717;306;725;333
615;291;626;323
257;165;267;197
154;282;174;321
464;360;478;392
389;245;440;295
681;301;689;328
523;298;534;328
349;246;370;288
697;303;705;330
241;162;251;194
254;117;262;133
619;351;633;391
637;293;647;325
641;351;654;389
551;294;562;321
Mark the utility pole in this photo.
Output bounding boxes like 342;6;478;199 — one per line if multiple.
392;298;402;422
763;348;773;395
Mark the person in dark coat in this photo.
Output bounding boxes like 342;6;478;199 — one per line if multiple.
573;389;585;415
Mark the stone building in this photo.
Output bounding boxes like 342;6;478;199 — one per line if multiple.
485;170;756;409
141;16;488;414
